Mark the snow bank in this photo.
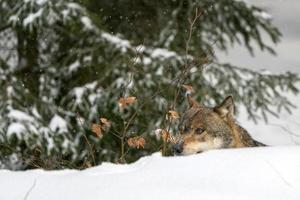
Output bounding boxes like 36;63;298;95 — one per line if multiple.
0;146;300;200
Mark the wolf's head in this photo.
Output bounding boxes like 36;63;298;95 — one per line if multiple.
173;95;236;155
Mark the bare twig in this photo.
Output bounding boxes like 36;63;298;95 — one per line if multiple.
76;112;96;166
117;46;144;163
185;7;204;60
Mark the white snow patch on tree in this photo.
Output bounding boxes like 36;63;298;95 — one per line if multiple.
8;15;19;24
254;10;273;20
73;87;85;104
68;60;80;73
151;48;178;59
36;0;48;5
7;123;26;137
81;16;93;30
8;109;34;122
24;0;48;5
49;115;68;133
143;57;152;65
23;9;44;27
67;3;83;11
101;32;130;52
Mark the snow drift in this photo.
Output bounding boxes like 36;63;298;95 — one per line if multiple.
0;146;299;200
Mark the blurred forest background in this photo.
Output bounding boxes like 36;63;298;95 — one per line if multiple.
0;0;299;170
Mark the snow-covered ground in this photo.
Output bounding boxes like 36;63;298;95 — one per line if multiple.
0;146;300;200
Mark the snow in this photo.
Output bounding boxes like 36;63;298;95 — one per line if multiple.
67;3;83;11
8;109;35;122
24;0;48;5
32;107;42;119
151;48;178;59
68;60;80;72
73;87;85;104
100;31;184;65
8;15;19;23
254;10;272;20
49;115;68;133
7;123;26;137
72;82;99;104
36;0;48;5
81;16;93;30
0;147;300;200
101;32;131;52
23;9;44;27
142;57;152;65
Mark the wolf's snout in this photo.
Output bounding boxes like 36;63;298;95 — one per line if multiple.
172;141;183;155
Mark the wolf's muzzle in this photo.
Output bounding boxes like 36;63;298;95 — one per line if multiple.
172;141;184;155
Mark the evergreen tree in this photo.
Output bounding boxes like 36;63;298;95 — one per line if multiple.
0;0;298;169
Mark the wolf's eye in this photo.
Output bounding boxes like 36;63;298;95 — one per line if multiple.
195;128;204;134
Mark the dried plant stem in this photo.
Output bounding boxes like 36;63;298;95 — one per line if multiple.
160;7;203;156
120;138;125;163
76;112;96;166
172;7;203;109
162;117;174;156
119;121;127;163
162;141;167;156
117;47;144;163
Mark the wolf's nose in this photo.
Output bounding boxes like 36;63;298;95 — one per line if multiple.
172;142;183;155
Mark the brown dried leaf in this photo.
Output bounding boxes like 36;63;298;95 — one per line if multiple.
118;97;127;109
127;138;135;147
118;96;137;109
168;110;179;120
127;136;146;149
136;137;146;148
161;130;171;142
91;123;103;138
182;84;195;94
125;96;137;105
155;129;176;144
100;117;110;127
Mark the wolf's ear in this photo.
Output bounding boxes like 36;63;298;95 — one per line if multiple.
187;94;200;108
214;96;235;118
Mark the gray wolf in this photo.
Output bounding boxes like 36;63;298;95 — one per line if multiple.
173;95;265;155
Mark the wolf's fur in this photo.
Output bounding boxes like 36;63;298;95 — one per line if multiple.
174;95;265;155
